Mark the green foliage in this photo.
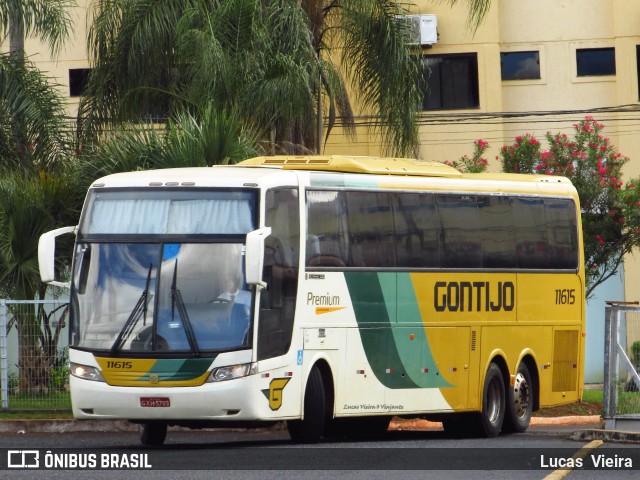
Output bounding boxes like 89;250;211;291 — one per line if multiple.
75;107;259;182
0;54;71;173
49;346;69;392
499;134;541;173
0;0;75;56
631;341;640;366
445;139;489;173
80;0;422;156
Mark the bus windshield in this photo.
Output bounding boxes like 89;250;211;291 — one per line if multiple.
71;188;257;354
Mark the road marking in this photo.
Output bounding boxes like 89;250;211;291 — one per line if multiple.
543;439;604;480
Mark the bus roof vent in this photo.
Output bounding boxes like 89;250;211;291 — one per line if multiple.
238;155;461;178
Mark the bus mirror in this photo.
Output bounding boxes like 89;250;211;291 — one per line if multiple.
38;226;77;288
245;227;271;291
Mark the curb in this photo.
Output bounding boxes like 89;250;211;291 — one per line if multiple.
569;428;640;444
0;416;605;434
389;415;603;431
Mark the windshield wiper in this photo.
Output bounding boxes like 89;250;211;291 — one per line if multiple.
171;260;200;356
110;264;152;355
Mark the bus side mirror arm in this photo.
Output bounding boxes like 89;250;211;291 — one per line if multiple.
38;226;77;289
245;227;271;291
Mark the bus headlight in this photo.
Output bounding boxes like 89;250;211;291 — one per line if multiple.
70;362;105;382
207;363;256;382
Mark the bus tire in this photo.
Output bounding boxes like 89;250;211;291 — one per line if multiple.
139;422;167;446
477;363;505;438
287;366;326;443
503;363;533;433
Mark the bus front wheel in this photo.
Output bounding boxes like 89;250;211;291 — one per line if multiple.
503;363;533;433
477;363;505;438
139;422;167;446
287;366;326;443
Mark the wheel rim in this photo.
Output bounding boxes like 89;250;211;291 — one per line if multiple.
487;376;502;425
512;372;530;419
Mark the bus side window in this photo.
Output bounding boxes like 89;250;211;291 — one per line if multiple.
258;188;300;361
437;195;482;269
393;193;441;268
544;199;578;269
306;190;348;267
513;198;549;269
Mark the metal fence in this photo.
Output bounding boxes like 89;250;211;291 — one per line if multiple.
0;299;71;412
604;302;640;431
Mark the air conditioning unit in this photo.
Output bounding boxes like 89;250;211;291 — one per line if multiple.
402;14;438;46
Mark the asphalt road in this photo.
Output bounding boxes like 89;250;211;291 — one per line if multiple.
0;425;639;480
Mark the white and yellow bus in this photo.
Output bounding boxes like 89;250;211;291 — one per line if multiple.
39;156;585;445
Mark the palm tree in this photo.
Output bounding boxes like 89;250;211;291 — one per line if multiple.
0;170;77;394
79;0;423;156
1;0;74;170
1;0;75;394
75;105;260;181
0;0;74;60
0;54;71;172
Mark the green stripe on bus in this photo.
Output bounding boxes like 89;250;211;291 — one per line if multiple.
345;272;450;389
137;358;214;382
395;273;451;388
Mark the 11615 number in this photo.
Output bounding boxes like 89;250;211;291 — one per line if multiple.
555;289;576;305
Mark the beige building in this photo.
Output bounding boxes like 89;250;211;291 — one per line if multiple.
5;1;640;380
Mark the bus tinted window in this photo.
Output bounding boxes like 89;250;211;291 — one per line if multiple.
438;195;482;268
345;192;395;267
394;193;441;268
306;190;578;272
478;196;516;269
513;197;548;269
306;191;349;267
545;199;579;269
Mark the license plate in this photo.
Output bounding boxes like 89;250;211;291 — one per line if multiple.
140;397;170;407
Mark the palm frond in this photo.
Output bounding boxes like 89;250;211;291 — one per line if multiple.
444;0;492;31
0;54;71;173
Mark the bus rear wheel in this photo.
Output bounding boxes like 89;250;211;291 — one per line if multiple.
476;363;505;438
287;366;326;443
139;422;167;446
503;363;533;433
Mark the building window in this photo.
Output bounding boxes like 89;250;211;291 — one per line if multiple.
576;48;615;77
501;51;540;80
421;53;479;110
636;46;640;99
69;68;91;97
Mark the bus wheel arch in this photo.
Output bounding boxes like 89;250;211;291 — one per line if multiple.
287;359;334;443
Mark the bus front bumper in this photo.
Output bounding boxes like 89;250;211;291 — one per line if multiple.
69;374;266;422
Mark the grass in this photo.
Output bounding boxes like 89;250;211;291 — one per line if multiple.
0;392;72;419
533;388;603;417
